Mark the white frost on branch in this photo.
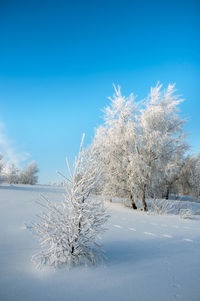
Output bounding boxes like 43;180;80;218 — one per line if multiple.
92;83;189;210
32;135;109;268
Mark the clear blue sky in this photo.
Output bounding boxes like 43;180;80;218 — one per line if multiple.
0;0;199;183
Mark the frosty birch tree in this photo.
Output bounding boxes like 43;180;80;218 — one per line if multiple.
32;135;109;268
20;161;39;185
7;163;20;184
0;153;3;180
92;85;138;209
130;83;188;210
162;156;185;199
178;154;200;198
93;84;188;210
0;153;6;183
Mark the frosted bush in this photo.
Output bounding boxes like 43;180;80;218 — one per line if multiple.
32;135;109;268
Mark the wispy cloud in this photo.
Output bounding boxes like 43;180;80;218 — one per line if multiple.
0;121;30;167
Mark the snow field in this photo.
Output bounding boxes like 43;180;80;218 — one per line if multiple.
0;184;200;301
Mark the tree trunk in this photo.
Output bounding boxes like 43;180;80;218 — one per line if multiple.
78;196;85;234
142;185;147;211
165;186;170;200
130;193;137;209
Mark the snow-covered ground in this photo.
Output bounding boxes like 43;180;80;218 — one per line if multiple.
0;184;200;301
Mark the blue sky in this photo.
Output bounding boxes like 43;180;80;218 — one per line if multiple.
0;0;199;183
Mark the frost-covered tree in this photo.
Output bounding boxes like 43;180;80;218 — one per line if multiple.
0;153;3;170
147;154;184;200
162;156;185;199
92;85;138;208
32;135;109;268
178;154;200;199
20;161;39;185
92;84;188;211
7;163;20;184
129;84;187;210
0;153;6;183
0;153;3;180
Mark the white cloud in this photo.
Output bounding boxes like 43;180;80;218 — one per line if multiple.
0;122;30;167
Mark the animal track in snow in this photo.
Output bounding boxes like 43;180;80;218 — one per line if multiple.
143;232;157;237
183;238;193;242
128;227;136;232
113;224;122;229
161;234;172;238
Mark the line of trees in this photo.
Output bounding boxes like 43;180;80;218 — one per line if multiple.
90;84;200;211
0;156;39;185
